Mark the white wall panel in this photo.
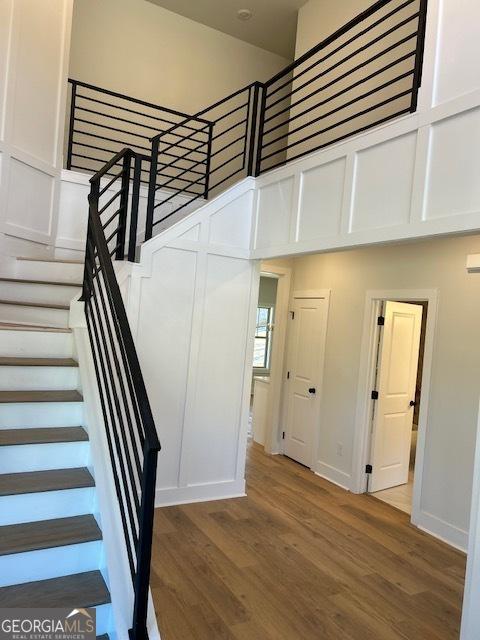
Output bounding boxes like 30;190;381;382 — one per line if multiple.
0;0;73;250
434;0;480;106
5;158;55;240
209;191;253;249
255;177;294;249
9;0;66;165
297;158;345;241
0;0;13;140
351;133;417;232
137;247;197;490
425;108;480;220
182;254;252;486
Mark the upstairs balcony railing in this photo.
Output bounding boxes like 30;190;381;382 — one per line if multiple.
75;2;428;636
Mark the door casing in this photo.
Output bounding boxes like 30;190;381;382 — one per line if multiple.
351;289;438;532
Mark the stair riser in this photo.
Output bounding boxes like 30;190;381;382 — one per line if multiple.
0;303;69;328
0;330;73;358
0;487;96;526
94;604;113;636
13;261;84;284
0;402;83;428
0;442;89;473
0;281;81;307
0;366;78;391
0;540;103;587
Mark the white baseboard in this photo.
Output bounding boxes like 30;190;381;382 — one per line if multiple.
414;509;468;552
314;461;351;491
155;478;246;507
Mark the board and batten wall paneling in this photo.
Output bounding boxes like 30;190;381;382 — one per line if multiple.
124;180;257;506
0;0;73;249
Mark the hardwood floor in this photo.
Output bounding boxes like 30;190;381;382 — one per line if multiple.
151;444;466;640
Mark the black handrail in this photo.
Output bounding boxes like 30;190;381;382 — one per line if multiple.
81;147;160;640
66;79;205;179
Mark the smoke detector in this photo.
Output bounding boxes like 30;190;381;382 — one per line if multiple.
237;9;253;21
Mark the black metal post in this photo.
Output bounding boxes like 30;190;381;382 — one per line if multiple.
254;85;267;177
115;151;132;261
66;81;77;170
247;83;261;176
80;179;100;301
128;154;142;262
204;123;214;199
128;446;159;640
410;0;429;112
145;137;159;241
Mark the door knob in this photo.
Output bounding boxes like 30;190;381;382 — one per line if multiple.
409;400;416;407
308;388;316;394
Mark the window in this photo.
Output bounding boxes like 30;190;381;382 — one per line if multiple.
253;306;273;369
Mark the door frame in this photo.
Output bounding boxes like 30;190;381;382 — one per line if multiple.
259;262;291;455
351;289;438;529
281;289;331;470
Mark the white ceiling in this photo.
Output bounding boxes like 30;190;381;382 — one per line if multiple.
145;0;307;59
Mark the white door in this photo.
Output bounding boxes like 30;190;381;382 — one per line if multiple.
370;301;423;492
284;297;328;467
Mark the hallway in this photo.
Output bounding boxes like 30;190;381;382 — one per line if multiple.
151;445;465;640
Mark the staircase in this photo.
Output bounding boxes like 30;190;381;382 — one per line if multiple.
0;256;112;638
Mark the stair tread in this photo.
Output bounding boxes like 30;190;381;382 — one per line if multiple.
0;277;82;287
0;356;77;367
0;514;101;556
0;570;110;607
0;427;88;447
0;299;69;310
0;467;94;496
0;389;82;403
0;322;72;333
17;256;84;265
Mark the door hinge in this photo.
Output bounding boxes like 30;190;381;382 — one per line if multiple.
290;311;295;319
377;315;385;326
371;390;379;400
365;464;373;474
287;371;290;379
282;431;285;440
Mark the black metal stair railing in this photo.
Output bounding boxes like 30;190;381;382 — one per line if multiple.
81;148;160;640
141;0;428;232
75;2;429;634
144;82;262;239
66;79;206;183
256;0;428;174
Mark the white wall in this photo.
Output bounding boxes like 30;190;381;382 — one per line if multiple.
69;0;289;117
0;0;73;253
122;179;258;506
268;234;480;549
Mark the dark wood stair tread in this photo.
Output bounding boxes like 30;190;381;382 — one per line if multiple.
0;570;110;607
0;515;101;556
0;277;81;287
0;322;72;333
0;467;94;496
0;390;82;403
0;357;77;367
17;256;84;265
0;299;69;310
0;427;88;446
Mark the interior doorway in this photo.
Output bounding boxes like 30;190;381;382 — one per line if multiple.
250;264;291;454
368;299;428;515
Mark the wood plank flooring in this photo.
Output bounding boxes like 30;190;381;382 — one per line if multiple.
151;444;466;640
